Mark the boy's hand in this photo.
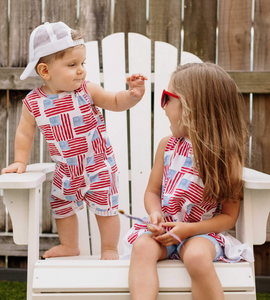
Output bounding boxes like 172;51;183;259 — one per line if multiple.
127;73;148;101
1;162;27;175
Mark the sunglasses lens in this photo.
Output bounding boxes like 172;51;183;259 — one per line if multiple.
161;90;180;108
162;94;169;108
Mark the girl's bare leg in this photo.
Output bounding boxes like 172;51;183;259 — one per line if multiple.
180;237;224;300
95;214;120;260
129;234;167;300
43;214;80;258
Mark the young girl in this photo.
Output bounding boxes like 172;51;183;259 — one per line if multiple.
124;62;253;300
1;22;147;260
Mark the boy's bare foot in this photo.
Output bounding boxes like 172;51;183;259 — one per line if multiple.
100;249;119;260
43;245;80;258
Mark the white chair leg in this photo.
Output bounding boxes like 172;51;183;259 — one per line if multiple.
27;186;41;300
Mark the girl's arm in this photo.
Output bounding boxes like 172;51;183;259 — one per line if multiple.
154;159;243;245
1;105;36;174
86;74;147;112
155;199;241;246
144;136;170;234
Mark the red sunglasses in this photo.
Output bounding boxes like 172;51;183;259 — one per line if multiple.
161;89;180;108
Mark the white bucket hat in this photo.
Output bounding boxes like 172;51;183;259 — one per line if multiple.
20;22;85;80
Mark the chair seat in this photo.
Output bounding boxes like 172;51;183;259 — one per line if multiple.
31;293;257;300
33;257;254;293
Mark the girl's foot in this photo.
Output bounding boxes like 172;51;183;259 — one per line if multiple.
43;245;80;258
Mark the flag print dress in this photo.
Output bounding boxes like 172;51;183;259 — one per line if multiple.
23;81;119;218
122;136;254;262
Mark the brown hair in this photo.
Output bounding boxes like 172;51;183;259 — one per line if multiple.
35;30;84;74
171;62;247;203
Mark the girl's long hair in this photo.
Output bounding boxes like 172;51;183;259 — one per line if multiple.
171;62;247;203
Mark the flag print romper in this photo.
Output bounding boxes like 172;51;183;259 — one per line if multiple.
122;136;253;262
23;81;119;218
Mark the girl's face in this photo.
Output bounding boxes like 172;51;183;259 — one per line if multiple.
44;46;86;94
163;81;188;139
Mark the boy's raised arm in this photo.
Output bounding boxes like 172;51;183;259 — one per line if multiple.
1;105;36;174
86;74;147;112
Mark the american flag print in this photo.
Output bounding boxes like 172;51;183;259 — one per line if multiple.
43;94;75;117
49;114;74;142
73;113;97;135
23;81;119;219
124;137;229;260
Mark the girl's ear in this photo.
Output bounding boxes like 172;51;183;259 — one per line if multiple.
36;63;50;80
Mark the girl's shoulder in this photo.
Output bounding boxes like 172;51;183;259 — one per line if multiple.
164;136;192;152
164;136;178;150
155;136;171;157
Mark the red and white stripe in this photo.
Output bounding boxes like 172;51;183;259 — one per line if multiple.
63;176;86;196
165;172;183;195
92;134;106;154
90;171;111;191
74;113;97;135
23;90;41;117
85;190;109;206
48;143;61;157
110;171;118;195
39;124;54;140
44;95;75;117
52;114;74;142
62;136;88;158
52;169;64;190
67;155;85;179
79;103;91;114
85;153;107;173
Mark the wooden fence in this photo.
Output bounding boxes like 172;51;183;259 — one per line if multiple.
0;0;270;275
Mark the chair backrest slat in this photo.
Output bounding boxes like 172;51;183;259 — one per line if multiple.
102;33;130;255
128;33;152;221
85;41;101;85
153;41;178;154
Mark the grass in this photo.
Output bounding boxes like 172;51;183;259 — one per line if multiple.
258;295;270;300
0;281;269;299
0;281;27;300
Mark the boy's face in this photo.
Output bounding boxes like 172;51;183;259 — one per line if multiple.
45;46;86;94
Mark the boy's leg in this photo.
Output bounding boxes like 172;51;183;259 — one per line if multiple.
95;214;120;260
180;237;224;300
129;234;167;300
43;214;80;258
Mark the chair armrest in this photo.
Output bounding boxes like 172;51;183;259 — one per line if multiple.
237;168;270;246
243;167;270;189
0;171;46;189
0;162;55;189
26;163;56;181
0;164;55;245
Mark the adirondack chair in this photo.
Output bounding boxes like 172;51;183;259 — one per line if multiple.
1;32;270;300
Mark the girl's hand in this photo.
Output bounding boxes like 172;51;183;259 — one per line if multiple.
1;162;27;174
153;222;191;246
146;211;165;236
127;73;148;101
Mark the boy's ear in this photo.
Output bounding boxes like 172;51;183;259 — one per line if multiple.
36;63;50;80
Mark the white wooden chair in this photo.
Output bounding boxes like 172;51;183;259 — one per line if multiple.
1;32;270;300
